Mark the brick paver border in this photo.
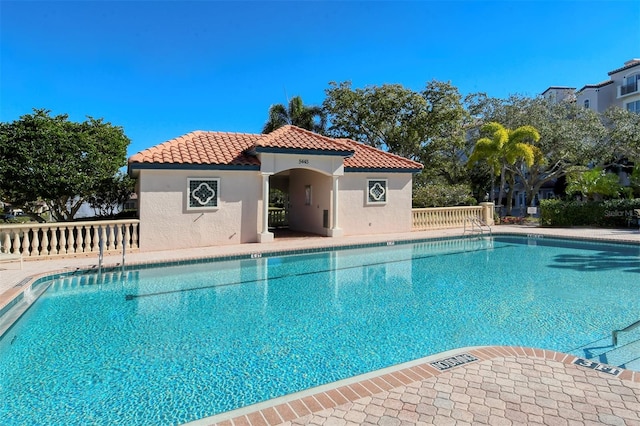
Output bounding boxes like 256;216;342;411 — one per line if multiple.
205;346;640;426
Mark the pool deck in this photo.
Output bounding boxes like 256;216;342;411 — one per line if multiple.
2;225;640;425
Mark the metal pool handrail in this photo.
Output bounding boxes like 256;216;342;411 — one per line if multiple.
463;216;492;237
612;318;640;346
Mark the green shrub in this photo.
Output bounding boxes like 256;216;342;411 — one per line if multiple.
540;198;640;227
413;184;476;208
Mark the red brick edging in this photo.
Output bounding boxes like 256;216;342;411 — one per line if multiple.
210;346;639;426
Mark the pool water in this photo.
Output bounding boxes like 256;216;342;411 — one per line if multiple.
1;235;639;425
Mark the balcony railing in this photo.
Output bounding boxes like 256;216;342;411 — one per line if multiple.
0;219;140;260
620;81;639;97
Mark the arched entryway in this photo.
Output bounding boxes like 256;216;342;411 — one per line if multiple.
268;168;334;238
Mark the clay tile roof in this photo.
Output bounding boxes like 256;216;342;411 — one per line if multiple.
256;125;355;155
577;80;614;93
128;126;423;173
128;131;261;167
339;139;423;171
608;59;640;76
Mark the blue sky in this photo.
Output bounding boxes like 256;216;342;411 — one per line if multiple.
1;1;639;157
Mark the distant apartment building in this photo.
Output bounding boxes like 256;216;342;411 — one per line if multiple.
541;86;576;105
541;59;640;113
508;59;640;215
577;58;640;113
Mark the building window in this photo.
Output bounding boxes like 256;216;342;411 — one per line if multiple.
627;100;640;114
304;185;312;206
622;73;640;96
187;178;219;210
367;179;387;204
584;99;590;109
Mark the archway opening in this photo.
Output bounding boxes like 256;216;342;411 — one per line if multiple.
268;168;332;238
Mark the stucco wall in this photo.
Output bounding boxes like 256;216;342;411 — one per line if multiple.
577;83;621;112
259;152;344;176
137;169;261;251
338;173;414;235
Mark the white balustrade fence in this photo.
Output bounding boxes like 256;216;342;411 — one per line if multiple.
0;219;140;259
268;208;288;228
412;203;494;231
0;206;492;259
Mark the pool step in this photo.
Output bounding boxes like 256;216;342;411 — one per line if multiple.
572;329;640;371
574;327;640;371
596;339;640;370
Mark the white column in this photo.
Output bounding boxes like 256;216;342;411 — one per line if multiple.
328;175;343;237
258;172;274;243
479;202;495;225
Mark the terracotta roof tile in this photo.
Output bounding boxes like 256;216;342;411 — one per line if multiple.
577;80;614;93
128;131;261;167
339;139;423;171
256;125;354;154
128;126;423;172
608;59;640;76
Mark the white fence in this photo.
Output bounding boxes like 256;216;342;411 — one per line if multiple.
0;219;140;259
0;205;494;260
268;208;288;228
412;203;494;231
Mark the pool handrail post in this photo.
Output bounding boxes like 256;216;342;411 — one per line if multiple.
98;226;104;279
612;318;640;346
121;223;126;270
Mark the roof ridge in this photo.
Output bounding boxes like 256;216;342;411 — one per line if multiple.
288;125;354;149
257;125;355;153
260;124;334;141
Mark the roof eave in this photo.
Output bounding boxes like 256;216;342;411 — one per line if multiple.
128;162;261;172
608;61;640;76
344;167;423;174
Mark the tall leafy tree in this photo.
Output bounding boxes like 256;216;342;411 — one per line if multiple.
515;99;605;205
420;80;470;185
467;122;539;212
323;80;470;183
323;81;429;160
467;94;606;206
599;106;640;166
88;172;136;217
262;96;327;134
0;109;130;220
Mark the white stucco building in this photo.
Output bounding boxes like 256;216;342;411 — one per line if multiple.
541;59;640;113
128;125;423;251
576;58;640;113
541;86;576;105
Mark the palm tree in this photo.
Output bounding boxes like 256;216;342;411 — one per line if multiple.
468;122;540;213
262;96;327;134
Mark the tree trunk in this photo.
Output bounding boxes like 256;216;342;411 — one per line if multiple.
506;173;515;215
497;164;507;216
490;174;496;203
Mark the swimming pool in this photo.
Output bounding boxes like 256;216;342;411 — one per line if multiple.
1;235;639;425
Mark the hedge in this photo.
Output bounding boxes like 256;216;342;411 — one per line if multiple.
540;198;640;227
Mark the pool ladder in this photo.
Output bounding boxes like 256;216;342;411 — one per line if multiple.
463;216;492;237
97;224;128;280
